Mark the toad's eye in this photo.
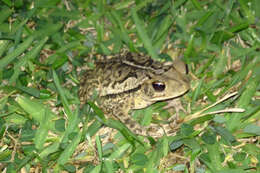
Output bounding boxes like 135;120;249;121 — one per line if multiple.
152;82;166;92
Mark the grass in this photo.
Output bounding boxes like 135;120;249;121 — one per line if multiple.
0;0;259;172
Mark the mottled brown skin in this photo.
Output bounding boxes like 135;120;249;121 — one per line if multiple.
79;51;189;137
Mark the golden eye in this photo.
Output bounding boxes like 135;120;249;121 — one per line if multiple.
152;82;165;92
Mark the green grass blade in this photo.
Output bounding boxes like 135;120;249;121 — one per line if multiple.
131;8;158;60
213;50;227;78
96;135;103;162
190;0;203;10
34;109;50;150
39;142;60;159
0;36;34;69
52;70;73;120
238;0;255;23
60;108;80;145
104;159;114;173
0;7;12;23
57;130;82;165
228;74;260;132
108;11;135;51
10;37;48;84
45;41;80;65
153;15;172;50
16;153;38;172
135;0;154;11
0;40;10;57
109;143;131;160
206;143;223;171
90;165;102;173
16;96;54;123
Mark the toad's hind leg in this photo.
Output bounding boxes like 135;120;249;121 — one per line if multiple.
113;103;167;138
102;94;166;138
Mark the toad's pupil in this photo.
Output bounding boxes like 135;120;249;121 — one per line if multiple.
152;82;165;91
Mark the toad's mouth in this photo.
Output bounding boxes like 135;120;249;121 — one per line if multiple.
149;89;189;102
